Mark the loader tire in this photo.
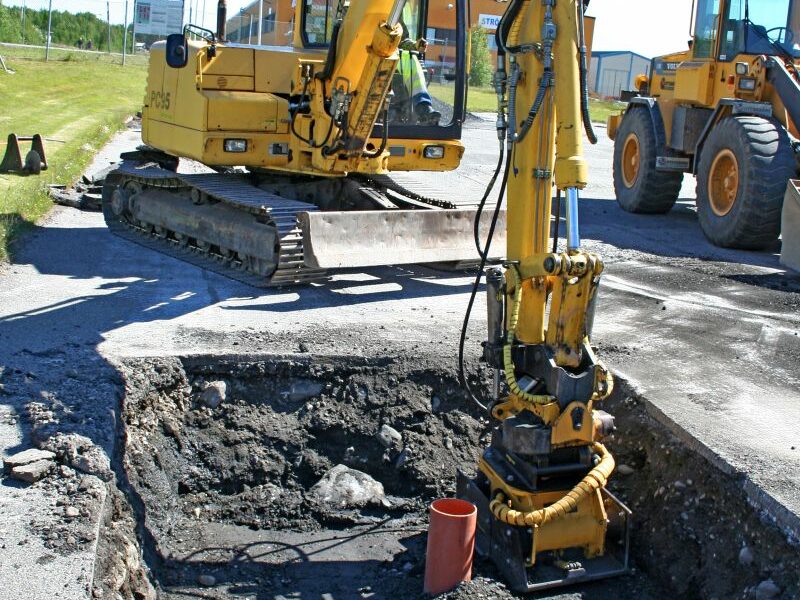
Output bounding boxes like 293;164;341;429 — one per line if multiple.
696;116;796;249
613;107;683;214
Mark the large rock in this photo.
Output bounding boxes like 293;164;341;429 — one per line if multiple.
11;459;54;483
3;448;56;472
309;465;386;508
199;381;227;409
376;424;402;449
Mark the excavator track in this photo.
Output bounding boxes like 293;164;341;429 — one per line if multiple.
102;161;329;288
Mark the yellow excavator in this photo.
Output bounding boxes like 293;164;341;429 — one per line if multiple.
608;0;800;251
104;0;484;286
104;0;629;592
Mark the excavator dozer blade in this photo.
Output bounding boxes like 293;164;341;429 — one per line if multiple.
298;209;507;269
781;180;800;272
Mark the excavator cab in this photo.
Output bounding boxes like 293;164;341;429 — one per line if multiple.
299;0;468;141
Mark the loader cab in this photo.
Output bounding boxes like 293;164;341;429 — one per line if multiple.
300;0;468;141
693;0;800;62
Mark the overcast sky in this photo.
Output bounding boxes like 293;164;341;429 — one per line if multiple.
5;0;696;58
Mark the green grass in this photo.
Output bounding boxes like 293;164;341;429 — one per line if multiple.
432;82;626;123
0;45;147;260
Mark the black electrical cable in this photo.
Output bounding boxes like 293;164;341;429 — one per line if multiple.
458;148;513;413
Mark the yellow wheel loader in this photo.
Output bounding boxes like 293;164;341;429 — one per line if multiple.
104;0;482;286
608;0;800;250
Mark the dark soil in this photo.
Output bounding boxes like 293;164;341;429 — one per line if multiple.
108;354;800;600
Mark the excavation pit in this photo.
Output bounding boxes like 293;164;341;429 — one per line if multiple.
104;355;800;599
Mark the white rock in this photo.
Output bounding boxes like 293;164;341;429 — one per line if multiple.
617;464;635;476
199;381;227;409
309;465;386;508
197;574;216;587
376;424;402;448
754;580;780;600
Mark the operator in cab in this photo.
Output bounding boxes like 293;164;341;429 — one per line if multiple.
398;0;441;125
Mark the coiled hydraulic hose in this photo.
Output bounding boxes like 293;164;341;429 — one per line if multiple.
490;442;615;527
501;271;555;406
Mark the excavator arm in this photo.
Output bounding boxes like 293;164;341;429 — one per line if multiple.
458;0;631;592
288;0;407;175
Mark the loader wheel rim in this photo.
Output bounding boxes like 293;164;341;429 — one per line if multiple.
709;149;739;217
621;133;641;188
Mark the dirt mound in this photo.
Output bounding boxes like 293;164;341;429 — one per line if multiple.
121;357;489;534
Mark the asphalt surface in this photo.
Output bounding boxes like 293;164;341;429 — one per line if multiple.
0;116;799;598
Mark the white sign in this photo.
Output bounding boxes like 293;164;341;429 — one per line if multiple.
135;0;185;36
478;14;502;31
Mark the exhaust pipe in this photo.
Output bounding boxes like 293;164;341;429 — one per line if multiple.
217;0;227;40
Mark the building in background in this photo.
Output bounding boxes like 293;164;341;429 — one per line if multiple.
589;50;651;99
222;0;594;87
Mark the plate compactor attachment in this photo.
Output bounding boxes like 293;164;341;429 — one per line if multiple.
0;134;48;175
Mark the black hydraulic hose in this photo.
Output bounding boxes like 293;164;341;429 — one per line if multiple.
317;20;342;81
290;79;335;150
364;107;390;158
459;149;513;413
578;0;598;145
516;70;551;143
473;143;506;258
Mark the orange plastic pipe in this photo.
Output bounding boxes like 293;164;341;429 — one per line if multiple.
423;498;477;595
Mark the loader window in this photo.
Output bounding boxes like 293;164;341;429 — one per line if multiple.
719;0;795;59
693;0;721;59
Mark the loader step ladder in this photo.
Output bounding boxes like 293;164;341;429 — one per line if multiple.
0;134;48;175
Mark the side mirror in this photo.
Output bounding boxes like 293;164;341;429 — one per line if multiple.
166;33;188;68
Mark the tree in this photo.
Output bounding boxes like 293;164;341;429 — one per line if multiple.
469;26;492;88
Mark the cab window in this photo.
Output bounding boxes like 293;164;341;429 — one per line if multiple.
719;0;794;60
694;0;721;59
304;0;335;46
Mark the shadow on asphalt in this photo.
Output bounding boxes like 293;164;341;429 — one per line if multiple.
571;197;790;274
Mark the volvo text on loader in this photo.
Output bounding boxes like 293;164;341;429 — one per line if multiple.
608;0;800;251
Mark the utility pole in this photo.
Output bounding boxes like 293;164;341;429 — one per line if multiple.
201;0;206;29
122;0;129;66
132;0;137;55
248;13;253;44
107;2;112;53
21;0;26;44
257;0;262;45
45;0;53;61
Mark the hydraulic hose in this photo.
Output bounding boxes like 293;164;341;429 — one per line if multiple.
578;0;598;145
502;270;555;406
490;442;615;527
